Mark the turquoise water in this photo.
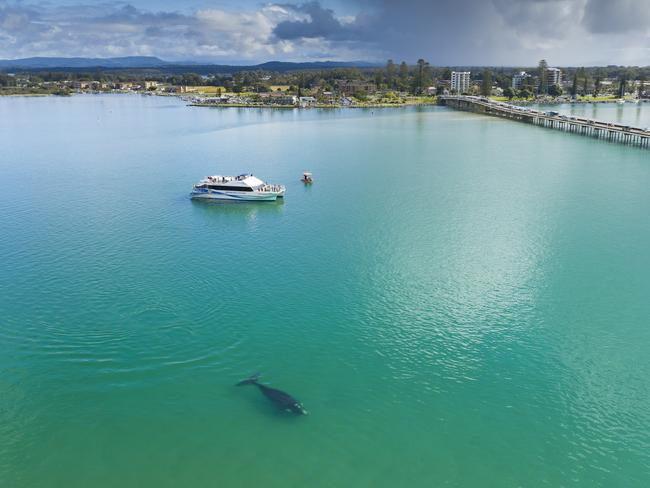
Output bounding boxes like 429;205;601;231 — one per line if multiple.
534;101;650;128
1;95;649;487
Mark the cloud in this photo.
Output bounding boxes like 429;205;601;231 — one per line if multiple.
0;0;379;61
582;0;650;34
0;0;649;65
273;1;360;40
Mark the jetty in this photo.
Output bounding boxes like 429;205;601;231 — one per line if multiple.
439;96;650;149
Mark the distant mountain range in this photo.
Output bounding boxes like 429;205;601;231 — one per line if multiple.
0;56;171;69
0;56;377;72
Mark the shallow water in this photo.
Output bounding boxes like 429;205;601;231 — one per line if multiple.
1;95;649;487
534;101;650;128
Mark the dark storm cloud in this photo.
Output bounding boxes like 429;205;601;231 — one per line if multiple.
273;2;354;40
275;0;650;65
582;0;650;34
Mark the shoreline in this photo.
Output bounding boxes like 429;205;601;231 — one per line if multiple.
188;101;439;109
2;91;648;109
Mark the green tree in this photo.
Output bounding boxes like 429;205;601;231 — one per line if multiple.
618;75;627;98
503;86;515;99
181;73;203;86
0;74;16;87
414;59;430;94
519;88;532;99
571;72;578;97
480;69;492;96
398;61;409;90
548;84;562;97
386;59;396;89
594;76;601;96
374;70;383;89
581;71;589;95
638;75;646;98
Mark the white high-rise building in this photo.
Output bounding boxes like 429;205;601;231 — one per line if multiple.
512;71;528;89
546;67;562;86
451;71;471;93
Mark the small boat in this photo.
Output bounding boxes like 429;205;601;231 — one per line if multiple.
301;172;313;183
191;174;285;201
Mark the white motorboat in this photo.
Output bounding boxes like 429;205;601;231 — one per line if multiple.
191;174;285;201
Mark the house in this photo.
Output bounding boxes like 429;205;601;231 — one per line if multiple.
264;93;297;105
71;81;90;90
338;80;376;95
340;97;354;106
320;91;336;104
113;82;133;90
299;96;317;107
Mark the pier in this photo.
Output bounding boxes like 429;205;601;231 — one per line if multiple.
439;96;650;149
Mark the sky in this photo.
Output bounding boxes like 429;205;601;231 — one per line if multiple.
0;0;649;65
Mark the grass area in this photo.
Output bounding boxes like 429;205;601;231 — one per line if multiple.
0;87;71;96
270;85;290;92
575;95;618;102
182;86;226;94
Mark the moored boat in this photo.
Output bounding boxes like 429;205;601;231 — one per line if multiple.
191;174;285;201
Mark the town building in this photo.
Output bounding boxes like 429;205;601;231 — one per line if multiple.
451;71;470;93
299;96;317;107
512;71;528;89
71;81;90;90
263;93;297;105
337;80;376;95
546;67;562;86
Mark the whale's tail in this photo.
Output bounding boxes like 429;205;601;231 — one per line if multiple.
236;373;261;386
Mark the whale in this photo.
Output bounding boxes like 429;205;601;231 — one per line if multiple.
236;374;308;415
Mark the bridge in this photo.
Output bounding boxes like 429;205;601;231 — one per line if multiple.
438;96;650;150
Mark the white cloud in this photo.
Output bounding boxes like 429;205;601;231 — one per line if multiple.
0;1;360;61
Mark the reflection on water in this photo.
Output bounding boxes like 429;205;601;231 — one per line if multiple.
190;198;284;218
536;101;649;127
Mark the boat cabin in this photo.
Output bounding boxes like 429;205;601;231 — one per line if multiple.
195;174;265;192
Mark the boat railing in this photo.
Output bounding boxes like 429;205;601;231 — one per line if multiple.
259;184;285;193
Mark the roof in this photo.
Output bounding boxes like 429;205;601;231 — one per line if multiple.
202;174;265;188
242;175;265;187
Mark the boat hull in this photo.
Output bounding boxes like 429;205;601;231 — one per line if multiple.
191;189;280;201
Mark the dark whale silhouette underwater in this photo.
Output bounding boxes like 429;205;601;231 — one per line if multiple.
236;374;308;415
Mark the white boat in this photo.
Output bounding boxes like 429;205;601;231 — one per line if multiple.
191;174;285;201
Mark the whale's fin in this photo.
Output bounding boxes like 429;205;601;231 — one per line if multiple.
236;373;261;386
